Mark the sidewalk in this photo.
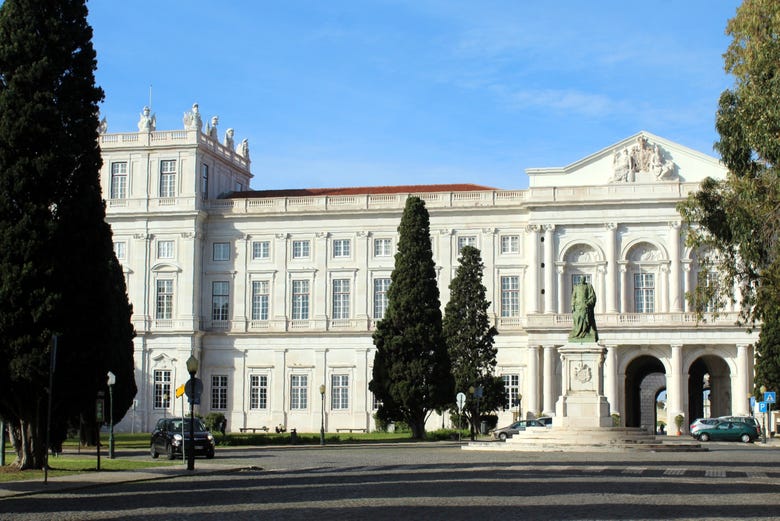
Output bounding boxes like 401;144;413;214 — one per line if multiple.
0;462;240;500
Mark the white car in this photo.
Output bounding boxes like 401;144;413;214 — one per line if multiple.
689;418;720;436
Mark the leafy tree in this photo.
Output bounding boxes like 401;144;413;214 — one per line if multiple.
678;0;780;329
0;0;136;469
443;246;504;439
754;307;780;396
369;196;453;439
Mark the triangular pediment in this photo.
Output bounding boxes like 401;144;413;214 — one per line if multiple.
526;131;726;188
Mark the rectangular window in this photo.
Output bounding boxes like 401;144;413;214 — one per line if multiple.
213;242;230;261
500;235;519;254
703;271;719;312
500;276;520;317
110;162;128;199
250;374;268;409
157;240;174;259
212;281;230;321
113;241;126;260
502;374;520;411
201;163;209;200
457;236;477;253
211;375;228;410
292;240;310;259
156;279;173;319
331;374;349;410
333;239;351;258
153;370;171;409
251;280;269;321
292;280;310;320
373;278;391;319
159;160;176;198
290;374;308;410
252;241;270;259
374;238;392;257
634;273;655;313
332;279;351;319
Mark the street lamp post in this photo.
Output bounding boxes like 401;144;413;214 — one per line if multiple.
319;384;326;446
761;385;768;444
517;393;523;421
107;371;116;459
186;355;199;471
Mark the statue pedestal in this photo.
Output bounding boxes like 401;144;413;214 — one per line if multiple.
553;342;612;428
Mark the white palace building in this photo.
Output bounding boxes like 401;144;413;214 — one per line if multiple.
100;105;758;435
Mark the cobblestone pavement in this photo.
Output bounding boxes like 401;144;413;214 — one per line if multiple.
2;442;780;520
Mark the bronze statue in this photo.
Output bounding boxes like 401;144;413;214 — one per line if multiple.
569;279;598;342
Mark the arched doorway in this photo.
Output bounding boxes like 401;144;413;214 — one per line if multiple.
625;355;666;430
688;355;731;421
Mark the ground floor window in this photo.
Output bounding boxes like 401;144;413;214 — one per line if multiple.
211;375;228;410
154;370;171;409
250;374;268;409
290;374;308;409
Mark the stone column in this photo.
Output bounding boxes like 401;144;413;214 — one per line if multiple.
605;344;619;415
682;263;692;312
619;263;628;313
668;344;685;432
543;345;556;416
526;345;540;416
733;344;751;416
556;265;565;314
669;222;682;312
605;223;618;313
659;265;669;313
543;225;555;314
526;226;540;314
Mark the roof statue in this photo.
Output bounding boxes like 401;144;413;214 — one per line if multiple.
238;138;249;160
610;135;677;183
183;103;203;132
207;116;219;139
137;106;156;133
224;128;235;149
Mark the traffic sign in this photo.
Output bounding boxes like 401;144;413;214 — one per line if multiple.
185;378;203;404
759;401;768;413
456;392;466;411
764;391;776;404
473;386;483;398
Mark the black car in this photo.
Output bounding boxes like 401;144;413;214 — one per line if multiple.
150;417;216;460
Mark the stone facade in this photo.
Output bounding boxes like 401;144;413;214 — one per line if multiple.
99;110;757;435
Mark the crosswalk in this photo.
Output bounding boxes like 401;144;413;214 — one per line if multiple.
485;464;770;479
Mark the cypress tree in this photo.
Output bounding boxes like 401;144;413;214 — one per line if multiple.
443;246;504;440
0;0;136;469
370;196;453;439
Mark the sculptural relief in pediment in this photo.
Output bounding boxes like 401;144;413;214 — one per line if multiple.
628;243;662;262
565;244;599;264
610;135;677;183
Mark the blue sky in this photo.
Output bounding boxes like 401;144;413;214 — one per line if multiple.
88;0;742;191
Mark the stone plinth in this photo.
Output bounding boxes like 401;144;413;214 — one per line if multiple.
553;342;612;428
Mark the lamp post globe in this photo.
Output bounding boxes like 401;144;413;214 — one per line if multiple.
107;371;116;459
186;355;199;471
319;384;326;446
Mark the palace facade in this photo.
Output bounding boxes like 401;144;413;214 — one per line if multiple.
100;106;757;435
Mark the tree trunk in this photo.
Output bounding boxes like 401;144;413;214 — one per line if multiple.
8;418;46;470
410;416;426;439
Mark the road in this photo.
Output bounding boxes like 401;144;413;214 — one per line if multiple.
3;441;780;520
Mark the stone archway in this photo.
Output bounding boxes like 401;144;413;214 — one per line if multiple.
688;355;731;421
624;355;666;430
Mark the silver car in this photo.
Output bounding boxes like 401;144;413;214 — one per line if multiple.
492;419;547;440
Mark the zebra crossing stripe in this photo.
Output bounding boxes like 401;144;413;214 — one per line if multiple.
664;468;686;476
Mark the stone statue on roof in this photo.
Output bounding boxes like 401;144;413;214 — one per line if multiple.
183;103;203;131
137;106;156;133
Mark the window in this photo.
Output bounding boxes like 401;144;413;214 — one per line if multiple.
373;278;391;319
156;279;173;319
331;374;349;410
500;276;520;317
374;238;392;257
252;241;270;259
372;393;381;410
113;241;126;260
292;240;310;259
634;273;655;313
292;280;310;320
159;160;176;198
250;374;268;409
110;162;128;199
502;374;520;411
251;280;269;321
500;235;519;254
333;239;351;258
211;375;228;410
212;281;230;321
571;274;592;294
153;370;171;409
213;242;230;261
201;164;209;200
290;375;308;409
157;240;174;259
703;271;719;312
332;279;350;319
457;236;476;253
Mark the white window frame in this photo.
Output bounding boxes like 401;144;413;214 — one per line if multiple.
290;374;308;410
292;240;310;259
110;162;128;199
153;370;171;409
331;374;349;410
211;375;228;410
332;279;351;319
374;238;392;257
113;241;126;260
251;280;270;321
212;281;230;321
332;239;351;258
252;240;270;260
500;235;519;254
159;160;176;198
155;279;173;319
634;272;655;313
457;236;477;253
292;279;310;320
157;240;174;259
201;163;209;200
213;242;230;261
502;374;520;411
250;374;268;410
500;276;520;317
373;278;391;319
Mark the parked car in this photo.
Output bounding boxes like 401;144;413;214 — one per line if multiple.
689;418;720;437
492;419;547;440
718;415;761;436
694;421;758;443
536;416;553;427
150;417;216;460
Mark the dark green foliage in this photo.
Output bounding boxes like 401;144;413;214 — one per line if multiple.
442;246;504;439
0;0;135;469
754;308;780;396
369;197;453;439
